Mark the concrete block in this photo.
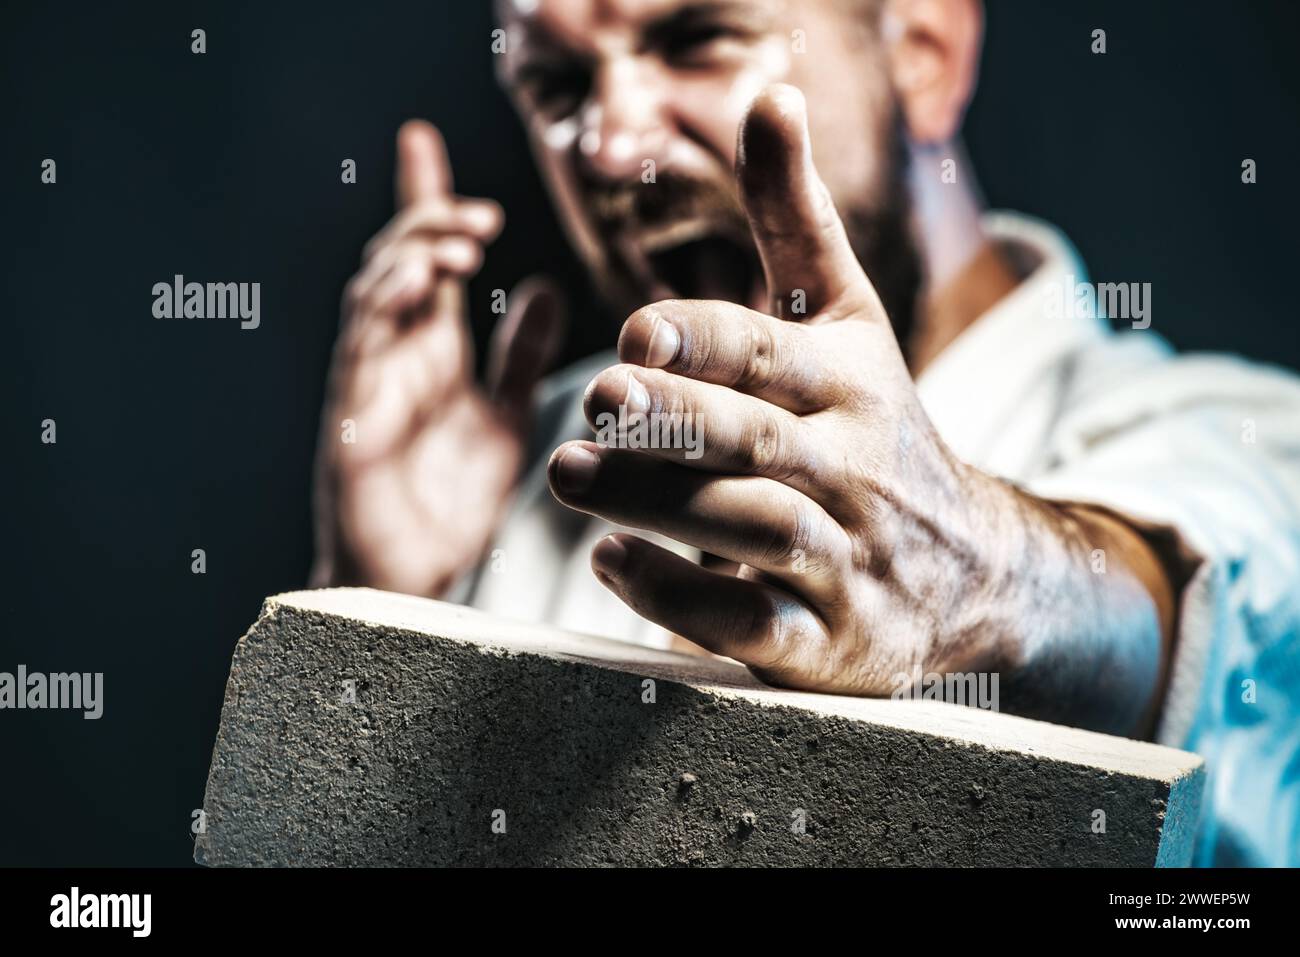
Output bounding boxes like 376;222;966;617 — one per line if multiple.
196;588;1204;867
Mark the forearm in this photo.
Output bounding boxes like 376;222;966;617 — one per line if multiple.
968;471;1175;736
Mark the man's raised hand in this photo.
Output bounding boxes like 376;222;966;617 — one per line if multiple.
314;120;565;596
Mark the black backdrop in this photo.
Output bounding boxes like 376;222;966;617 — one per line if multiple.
3;1;1298;865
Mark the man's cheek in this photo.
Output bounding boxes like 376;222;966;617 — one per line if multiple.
674;43;792;166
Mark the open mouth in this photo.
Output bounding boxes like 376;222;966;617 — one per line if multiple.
641;228;764;307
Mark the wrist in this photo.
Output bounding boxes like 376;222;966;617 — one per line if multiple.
923;460;1056;681
952;470;1169;732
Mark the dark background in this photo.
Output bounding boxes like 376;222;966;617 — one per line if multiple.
3;1;1297;865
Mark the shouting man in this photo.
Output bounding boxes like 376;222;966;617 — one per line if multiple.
311;0;1300;866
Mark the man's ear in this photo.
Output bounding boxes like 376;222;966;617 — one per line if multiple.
882;0;983;145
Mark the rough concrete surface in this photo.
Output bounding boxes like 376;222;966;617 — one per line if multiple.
197;588;1204;867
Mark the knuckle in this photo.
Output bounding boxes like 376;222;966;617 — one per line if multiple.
838;379;883;422
755;500;814;570
778;429;822;487
745;595;803;678
683;322;722;380
738;320;778;391
819;524;852;576
726;589;782;651
650;374;686;419
736;414;784;475
778;505;847;579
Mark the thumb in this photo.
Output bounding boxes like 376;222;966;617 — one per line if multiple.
487;277;567;431
736;84;870;320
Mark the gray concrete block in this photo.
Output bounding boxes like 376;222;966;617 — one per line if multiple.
196;588;1204;867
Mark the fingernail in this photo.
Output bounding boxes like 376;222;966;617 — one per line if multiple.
556;446;599;494
645;318;680;368
624;373;650;416
592;536;627;576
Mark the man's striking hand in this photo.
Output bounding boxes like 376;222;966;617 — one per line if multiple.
548;86;1173;735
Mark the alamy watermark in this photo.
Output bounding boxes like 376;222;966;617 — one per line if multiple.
1044;273;1151;330
890;663;1000;711
594;404;704;460
0;666;103;719
50;887;150;937
152;274;260;329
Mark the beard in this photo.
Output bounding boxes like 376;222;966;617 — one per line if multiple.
576;108;923;358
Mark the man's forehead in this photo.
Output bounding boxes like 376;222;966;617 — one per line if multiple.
499;0;780;38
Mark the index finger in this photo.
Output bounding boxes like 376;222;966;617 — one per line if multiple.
617;299;830;415
396;119;453;208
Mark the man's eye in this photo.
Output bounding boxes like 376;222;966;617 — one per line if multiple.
662;25;734;64
519;67;590;117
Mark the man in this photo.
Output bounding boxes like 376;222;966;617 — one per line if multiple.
311;0;1300;866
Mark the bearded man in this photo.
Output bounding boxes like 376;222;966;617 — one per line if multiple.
311;0;1300;866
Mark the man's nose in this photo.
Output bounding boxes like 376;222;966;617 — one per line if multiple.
576;58;668;182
